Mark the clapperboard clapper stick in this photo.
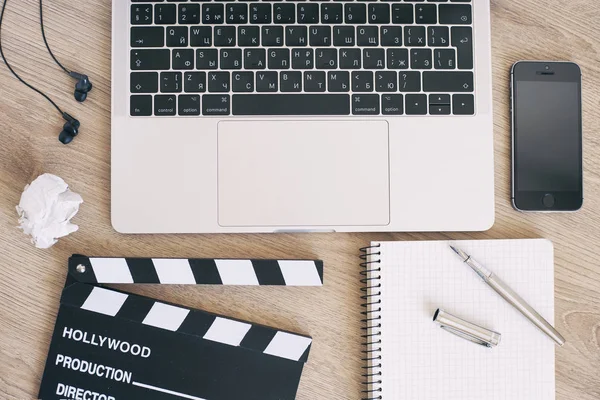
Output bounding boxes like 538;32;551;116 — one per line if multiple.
38;255;322;400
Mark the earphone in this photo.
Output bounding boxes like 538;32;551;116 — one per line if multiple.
0;0;92;144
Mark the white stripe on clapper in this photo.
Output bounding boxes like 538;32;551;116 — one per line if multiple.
152;258;196;284
142;302;190;332
81;287;128;317
132;381;207;400
277;260;323;286
203;317;251;346
214;260;259;285
263;331;313;361
89;258;134;283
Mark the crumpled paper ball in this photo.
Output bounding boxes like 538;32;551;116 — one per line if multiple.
16;173;83;249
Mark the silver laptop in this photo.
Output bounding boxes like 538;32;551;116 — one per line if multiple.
111;0;494;233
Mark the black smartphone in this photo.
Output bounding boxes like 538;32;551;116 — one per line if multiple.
510;61;583;211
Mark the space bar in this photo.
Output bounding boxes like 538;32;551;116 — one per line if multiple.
232;94;350;115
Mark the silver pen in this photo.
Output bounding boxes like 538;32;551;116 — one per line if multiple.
449;245;565;346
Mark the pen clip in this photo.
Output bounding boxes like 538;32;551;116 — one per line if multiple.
439;325;492;348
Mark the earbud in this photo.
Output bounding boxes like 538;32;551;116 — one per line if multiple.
58;113;80;144
70;71;92;102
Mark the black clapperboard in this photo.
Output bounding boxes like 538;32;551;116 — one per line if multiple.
39;255;323;400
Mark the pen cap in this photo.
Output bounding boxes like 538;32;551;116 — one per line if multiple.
433;309;501;348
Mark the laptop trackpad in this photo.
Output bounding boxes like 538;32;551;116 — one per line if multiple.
217;120;390;228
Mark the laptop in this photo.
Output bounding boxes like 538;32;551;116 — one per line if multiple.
111;0;494;233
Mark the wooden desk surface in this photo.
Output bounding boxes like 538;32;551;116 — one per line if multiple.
0;1;599;399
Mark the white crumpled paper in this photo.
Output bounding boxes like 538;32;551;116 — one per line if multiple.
16;174;83;249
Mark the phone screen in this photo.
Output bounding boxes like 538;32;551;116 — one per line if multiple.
514;81;581;192
512;62;583;211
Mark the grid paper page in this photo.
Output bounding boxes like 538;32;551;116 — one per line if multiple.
375;239;555;400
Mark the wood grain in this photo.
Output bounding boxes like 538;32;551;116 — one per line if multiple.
0;0;599;399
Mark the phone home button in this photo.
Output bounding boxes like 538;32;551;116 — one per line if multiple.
542;194;555;208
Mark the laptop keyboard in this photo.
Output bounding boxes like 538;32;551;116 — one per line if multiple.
129;0;475;117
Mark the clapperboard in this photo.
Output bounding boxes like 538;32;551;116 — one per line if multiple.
39;255;323;400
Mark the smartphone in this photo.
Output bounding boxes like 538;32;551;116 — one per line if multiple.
511;61;583;211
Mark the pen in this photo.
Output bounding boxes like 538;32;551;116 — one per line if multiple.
449;245;565;346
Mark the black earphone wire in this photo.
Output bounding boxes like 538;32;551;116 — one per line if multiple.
39;0;70;75
0;0;64;115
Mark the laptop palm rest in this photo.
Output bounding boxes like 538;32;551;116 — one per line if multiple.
217;120;390;228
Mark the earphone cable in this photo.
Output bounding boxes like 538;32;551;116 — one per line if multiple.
0;0;64;115
39;0;70;75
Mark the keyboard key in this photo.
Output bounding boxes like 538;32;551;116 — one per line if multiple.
173;49;195;69
380;26;402;46
328;71;350;92
428;26;449;47
131;5;153;25
190;26;212;47
304;71;326;92
131;49;170;70
339;48;361;69
298;4;319;23
429;94;451;105
197;49;219;69
357;26;378;46
376;71;397;92
451;26;473;69
130;95;152;116
257;71;279;92
363;49;385;69
214;26;236;46
316;48;337;69
291;48;313;69
352;94;379;115
309;26;331;46
387;48;409;69
166;27;188;47
345;4;366;24
178;95;201;116
392;4;413;24
410;49;432;69
321;4;343;24
274;4;295;23
227;3;248;24
155;4;176;24
244;48;267;69
220;49;243;69
430;104;450;115
238;26;260;46
415;4;436;24
268;48;290;69
262;26;284;46
399;71;421;92
131;72;159;94
131;27;164;47
286;26;308;46
231;94;350;115
250;4;271;24
333;26;355;47
404;26;426;46
352;71;373;92
179;4;201;24
204;95;231;116
381;94;403;115
280;71;302;92
423;71;473;92
203;4;224;24
368;4;390;24
439;4;471;24
154;95;177;116
405;94;427;115
184;72;206;92
208;71;230;92
160;72;182;93
453;94;475;115
232;71;255;92
434;49;455;69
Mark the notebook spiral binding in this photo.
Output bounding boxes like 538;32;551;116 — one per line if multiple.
360;243;383;400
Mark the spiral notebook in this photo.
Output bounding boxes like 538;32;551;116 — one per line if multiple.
360;239;556;400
